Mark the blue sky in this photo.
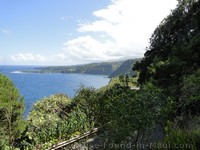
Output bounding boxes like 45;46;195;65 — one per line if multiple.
0;0;177;66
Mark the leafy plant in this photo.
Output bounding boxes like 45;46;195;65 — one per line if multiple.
94;83;171;146
23;94;72;148
0;73;26;149
163;120;200;150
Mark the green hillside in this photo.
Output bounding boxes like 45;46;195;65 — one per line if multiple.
108;58;140;78
24;61;123;75
24;59;140;78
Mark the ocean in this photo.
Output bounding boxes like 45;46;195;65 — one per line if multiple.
0;65;110;116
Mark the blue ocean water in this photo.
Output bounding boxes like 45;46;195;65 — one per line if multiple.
0;65;110;116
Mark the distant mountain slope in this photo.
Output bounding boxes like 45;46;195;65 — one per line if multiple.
108;58;141;78
24;61;124;75
23;59;141;77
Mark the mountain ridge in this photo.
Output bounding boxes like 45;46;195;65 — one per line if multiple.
23;58;140;78
108;58;141;78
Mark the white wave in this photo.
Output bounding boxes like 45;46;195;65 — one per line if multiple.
11;71;25;74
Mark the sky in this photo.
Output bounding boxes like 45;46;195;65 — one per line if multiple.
0;0;178;66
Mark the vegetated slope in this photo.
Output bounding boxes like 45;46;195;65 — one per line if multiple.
24;61;124;75
133;0;200;147
24;58;141;78
133;0;200;111
108;58;141;78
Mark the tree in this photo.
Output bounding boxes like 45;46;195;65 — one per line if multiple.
133;0;200;111
26;94;72;146
178;69;200;116
118;75;130;87
96;83;171;146
0;73;25;148
132;0;200;147
73;86;98;129
133;0;200;86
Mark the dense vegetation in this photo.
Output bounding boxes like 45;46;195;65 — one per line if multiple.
133;0;200;148
0;74;25;149
0;0;200;149
134;0;200;122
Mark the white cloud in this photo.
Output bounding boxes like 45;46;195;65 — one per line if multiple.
11;53;45;63
63;35;118;62
10;52;83;66
81;0;177;47
61;0;177;64
9;0;177;66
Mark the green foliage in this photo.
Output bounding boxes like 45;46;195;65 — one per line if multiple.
21;92;96;149
132;0;200;147
0;73;25;149
22;94;72;148
25;83;168;147
178;69;200;116
28;94;71;126
133;0;200;117
73;86;98;129
162;120;200;150
95;83;171;145
133;0;200;89
100;75;138;91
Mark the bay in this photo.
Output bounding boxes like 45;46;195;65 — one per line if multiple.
0;65;110;116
